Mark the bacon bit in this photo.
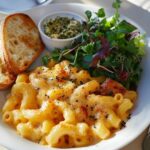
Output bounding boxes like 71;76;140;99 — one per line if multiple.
52;115;64;124
77;106;88;122
52;118;59;124
61;69;69;77
55;68;69;82
100;78;126;96
80;106;88;117
56;76;67;83
86;118;95;126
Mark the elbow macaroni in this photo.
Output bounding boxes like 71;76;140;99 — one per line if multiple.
2;60;137;148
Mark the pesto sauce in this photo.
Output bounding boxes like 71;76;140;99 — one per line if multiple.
43;17;82;39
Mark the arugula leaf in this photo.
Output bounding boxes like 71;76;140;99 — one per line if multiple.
81;43;95;54
96;8;105;18
63;53;75;61
83;55;93;62
82;32;89;42
112;0;121;9
112;0;122;25
42;56;49;65
134;35;145;56
95;41;101;50
92;30;102;38
85;10;92;20
117;20;137;33
50;50;60;60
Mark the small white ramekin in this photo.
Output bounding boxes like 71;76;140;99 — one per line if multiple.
38;11;86;51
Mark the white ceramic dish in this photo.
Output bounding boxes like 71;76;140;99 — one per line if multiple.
38;11;86;50
0;3;150;150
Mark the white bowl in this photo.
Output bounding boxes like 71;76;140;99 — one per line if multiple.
38;11;86;51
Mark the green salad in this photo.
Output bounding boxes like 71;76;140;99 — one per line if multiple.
42;0;145;89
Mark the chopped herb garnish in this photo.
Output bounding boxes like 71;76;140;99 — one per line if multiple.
43;16;82;39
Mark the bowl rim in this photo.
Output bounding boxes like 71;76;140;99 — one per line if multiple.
38;11;86;42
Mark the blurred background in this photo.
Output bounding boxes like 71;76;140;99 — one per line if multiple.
128;0;150;11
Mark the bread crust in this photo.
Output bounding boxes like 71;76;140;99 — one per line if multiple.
0;57;16;90
2;13;45;74
0;73;15;90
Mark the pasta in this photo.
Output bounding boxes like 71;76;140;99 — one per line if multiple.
2;60;137;148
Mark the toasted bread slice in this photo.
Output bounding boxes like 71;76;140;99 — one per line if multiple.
0;57;15;90
0;21;15;89
1;13;44;74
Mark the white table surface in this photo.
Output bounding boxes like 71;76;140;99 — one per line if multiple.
0;0;149;150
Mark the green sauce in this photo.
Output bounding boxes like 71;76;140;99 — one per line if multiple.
43;17;82;39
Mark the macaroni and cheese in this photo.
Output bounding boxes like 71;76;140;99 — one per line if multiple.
2;60;137;148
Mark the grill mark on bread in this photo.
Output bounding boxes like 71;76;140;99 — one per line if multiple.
20;35;36;50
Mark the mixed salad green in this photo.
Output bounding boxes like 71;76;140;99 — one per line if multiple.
42;0;145;90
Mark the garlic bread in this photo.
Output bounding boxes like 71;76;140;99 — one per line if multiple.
1;13;44;74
